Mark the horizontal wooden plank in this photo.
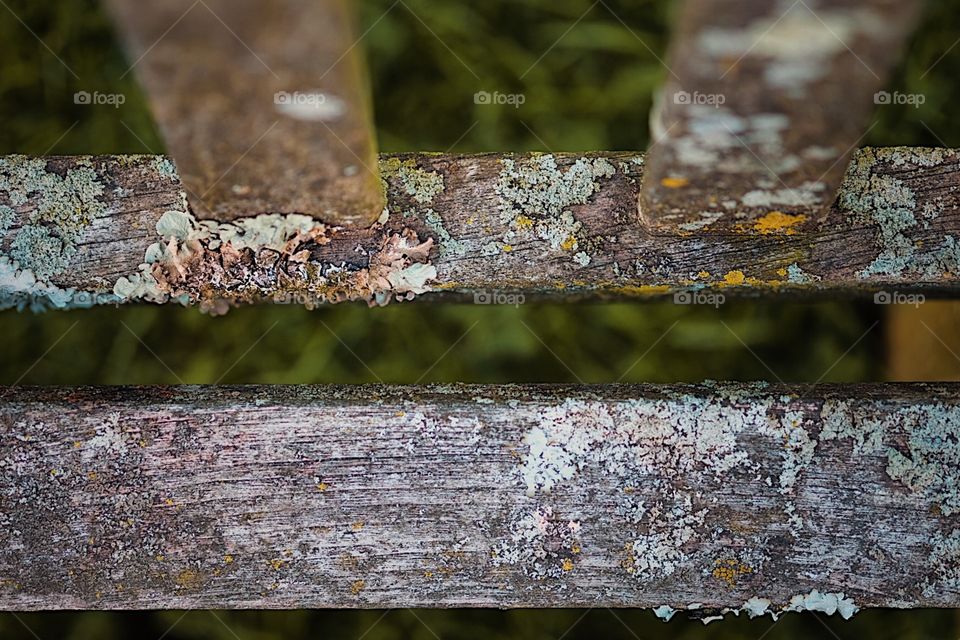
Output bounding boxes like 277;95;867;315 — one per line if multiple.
1;383;960;614
642;0;922;229
105;0;385;226
1;148;959;312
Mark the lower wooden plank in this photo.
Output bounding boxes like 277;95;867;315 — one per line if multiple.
1;383;960;614
1;148;960;312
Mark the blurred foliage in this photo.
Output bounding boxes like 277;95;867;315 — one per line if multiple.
0;0;959;637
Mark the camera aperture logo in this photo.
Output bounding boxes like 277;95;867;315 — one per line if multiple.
74;91;126;108
474;290;525;307
673;90;725;108
474;90;525;109
874;290;924;308
673;290;725;308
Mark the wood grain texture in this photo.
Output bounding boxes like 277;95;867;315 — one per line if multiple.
105;0;384;226
642;0;922;230
2;383;960;613
2;148;960;312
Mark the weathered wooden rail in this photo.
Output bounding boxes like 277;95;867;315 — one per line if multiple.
1;383;959;615
2;147;960;312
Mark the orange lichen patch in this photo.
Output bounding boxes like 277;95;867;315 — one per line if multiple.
753;211;806;235
351;579;366;595
711;558;753;587
776;268;788;277
697;271;711;279
661;176;689;189
560;235;578;251
723;270;745;286
562;559;574;571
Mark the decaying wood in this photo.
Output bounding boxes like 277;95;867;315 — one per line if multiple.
1;148;960;312
641;0;922;230
1;383;960;613
105;0;384;226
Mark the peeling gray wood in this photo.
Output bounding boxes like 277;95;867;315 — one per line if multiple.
2;383;960;613
641;0;922;230
105;0;384;226
2;148;960;312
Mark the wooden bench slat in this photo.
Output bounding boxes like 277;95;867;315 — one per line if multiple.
105;0;385;226
641;0;922;231
1;148;959;312
1;383;959;614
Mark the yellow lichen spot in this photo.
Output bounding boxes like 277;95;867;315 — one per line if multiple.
711;558;752;587
175;569;201;589
87;471;97;480
73;441;82;448
395;411;406;417
723;270;746;286
352;522;364;531
514;215;534;230
164;498;175;506
316;482;329;492
661;177;689;189
423;570;434;578
270;558;285;571
560;235;578;251
155;554;164;562
224;554;234;564
466;216;476;225
351;579;365;595
776;267;788;277
623;486;635;494
697;271;711;279
562;559;574;572
571;543;581;554
754;211;806;235
502;244;514;252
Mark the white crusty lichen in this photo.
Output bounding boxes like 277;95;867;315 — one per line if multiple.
492;507;581;580
785;590;858;619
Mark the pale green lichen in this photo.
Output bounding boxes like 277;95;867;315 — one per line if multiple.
154;157;179;182
380;157;445;204
9;225;73;280
0;204;13;235
784;590;857;619
785;263;819;285
496;154;614;262
0;156;108;285
424;209;466;258
0;256;116;311
840;148;956;279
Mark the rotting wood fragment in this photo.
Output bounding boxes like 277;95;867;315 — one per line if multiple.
1;383;960;612
1;148;959;312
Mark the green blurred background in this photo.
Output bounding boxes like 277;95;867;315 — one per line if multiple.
1;0;959;637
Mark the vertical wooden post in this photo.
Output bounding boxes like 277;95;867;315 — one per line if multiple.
641;0;922;232
105;0;385;226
